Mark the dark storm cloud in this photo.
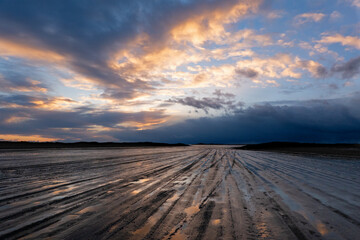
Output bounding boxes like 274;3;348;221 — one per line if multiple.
331;56;360;79
168;90;242;113
111;94;360;143
236;68;259;78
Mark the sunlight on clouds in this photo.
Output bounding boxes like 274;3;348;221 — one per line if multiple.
266;10;284;19
108;0;264;89
60;76;98;91
4;116;32;124
31;97;79;110
170;0;262;45
345;0;360;8
298;41;341;60
236;54;301;80
0;74;49;93
0;134;60;142
117;118;169;131
215;29;272;46
318;34;360;49
113;47;204;79
294;13;325;25
296;58;327;78
0;38;65;62
0;0;358;142
87;125;114;132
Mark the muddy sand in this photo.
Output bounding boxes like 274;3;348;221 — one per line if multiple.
0;145;359;239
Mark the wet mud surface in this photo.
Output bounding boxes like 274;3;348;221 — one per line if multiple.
0;146;359;239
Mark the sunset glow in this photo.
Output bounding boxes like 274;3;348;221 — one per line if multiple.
0;0;359;143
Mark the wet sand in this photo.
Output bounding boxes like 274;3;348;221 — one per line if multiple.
235;142;360;158
0;145;359;239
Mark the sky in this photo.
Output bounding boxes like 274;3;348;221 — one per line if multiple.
0;0;359;143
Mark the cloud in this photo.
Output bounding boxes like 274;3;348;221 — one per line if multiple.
266;10;284;19
2;92;360;143
0;134;59;142
111;94;360;143
297;59;327;78
0;38;65;63
318;34;360;49
0;93;77;110
298;41;341;60
331;56;360;79
0;0;262;100
0;104;169;141
236;68;259;78
330;11;341;20
294;13;325;25
235;53;302;80
0;73;48;93
168;90;242;113
344;0;360;8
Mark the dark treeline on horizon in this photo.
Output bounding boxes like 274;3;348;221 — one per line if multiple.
0;141;189;149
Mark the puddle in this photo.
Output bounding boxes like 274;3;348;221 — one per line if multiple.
165;226;187;240
211;219;221;226
171;230;186;240
184;204;200;216
316;221;328;235
76;205;97;215
256;222;271;239
164;193;179;207
132;178;151;184
131;215;157;239
131;189;141;195
131;179;158;196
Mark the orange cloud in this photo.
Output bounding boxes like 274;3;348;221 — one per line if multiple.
296;58;327;78
318;34;360;49
0;134;60;142
30;97;78;110
170;1;262;45
346;0;360;8
236;53;302;80
294;13;325;25
4;116;32;124
109;0;263;84
0;38;65;62
60;76;98;91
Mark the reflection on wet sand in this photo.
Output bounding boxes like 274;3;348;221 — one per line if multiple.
170;230;186;240
256;222;271;239
132;178;151;184
131;190;140;195
131;215;157;240
316;221;328;236
211;219;221;226
184;204;200;216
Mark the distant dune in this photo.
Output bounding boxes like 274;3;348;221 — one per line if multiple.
234;142;360;158
0;141;189;149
